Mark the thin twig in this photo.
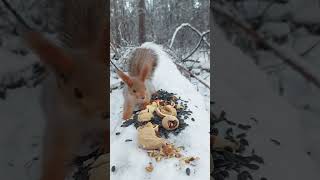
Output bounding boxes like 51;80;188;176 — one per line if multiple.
174;62;210;89
300;39;320;57
110;60;121;72
1;0;32;30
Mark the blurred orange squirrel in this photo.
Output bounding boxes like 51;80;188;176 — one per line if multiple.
22;0;108;180
116;48;158;120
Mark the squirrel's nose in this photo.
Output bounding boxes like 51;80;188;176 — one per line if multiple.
140;94;146;100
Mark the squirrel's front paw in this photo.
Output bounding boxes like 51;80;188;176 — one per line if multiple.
122;112;132;121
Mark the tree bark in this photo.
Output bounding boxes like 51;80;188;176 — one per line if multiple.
138;0;146;44
112;0;121;47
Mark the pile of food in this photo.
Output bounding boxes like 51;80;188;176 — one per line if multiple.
121;90;200;172
121;90;190;137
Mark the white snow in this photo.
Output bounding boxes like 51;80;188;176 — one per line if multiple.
290;0;320;24
110;42;210;180
259;22;290;38
0;36;43;180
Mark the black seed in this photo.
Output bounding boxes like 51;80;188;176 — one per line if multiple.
244;163;259;170
220;170;229;177
238;124;251;130
226;128;233;137
116;132;120;135
186;168;191;176
125;139;132;142
191;118;195;121
250;154;264;164
237;171;253;180
236;133;247;139
0;86;6;99
226;120;236;126
240;139;249;146
121;118;136;127
224;146;233;152
270;139;281;146
249;117;258;123
111;166;116;172
211;128;219;136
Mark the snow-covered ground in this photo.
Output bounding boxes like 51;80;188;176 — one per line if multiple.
110;42;210;180
0;35;43;180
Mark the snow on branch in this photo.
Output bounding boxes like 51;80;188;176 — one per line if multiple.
213;4;320;89
169;23;210;48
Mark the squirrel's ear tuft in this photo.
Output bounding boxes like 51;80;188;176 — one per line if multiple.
139;63;150;82
23;31;73;73
117;70;133;87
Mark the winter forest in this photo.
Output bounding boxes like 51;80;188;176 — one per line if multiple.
0;0;320;179
110;0;210;96
110;0;211;179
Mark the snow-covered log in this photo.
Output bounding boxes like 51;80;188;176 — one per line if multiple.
110;42;210;180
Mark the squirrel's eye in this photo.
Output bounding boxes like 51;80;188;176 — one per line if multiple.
133;89;136;93
74;88;84;99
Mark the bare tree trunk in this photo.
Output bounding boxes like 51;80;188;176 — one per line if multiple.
138;0;146;44
112;0;121;47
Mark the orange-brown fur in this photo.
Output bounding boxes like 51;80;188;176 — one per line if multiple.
117;48;158;120
23;0;108;180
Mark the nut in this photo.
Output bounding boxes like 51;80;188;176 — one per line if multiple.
162;115;179;130
138;110;153;122
137;122;166;150
145;162;154;172
156;105;177;117
162;144;175;156
146;102;158;113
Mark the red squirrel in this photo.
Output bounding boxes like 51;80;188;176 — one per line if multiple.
22;0;108;179
116;48;158;120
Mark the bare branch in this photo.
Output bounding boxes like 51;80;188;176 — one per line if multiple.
300;39;320;57
169;23;210;48
181;30;210;62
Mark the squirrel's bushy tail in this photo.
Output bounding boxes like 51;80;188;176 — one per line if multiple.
128;48;158;78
